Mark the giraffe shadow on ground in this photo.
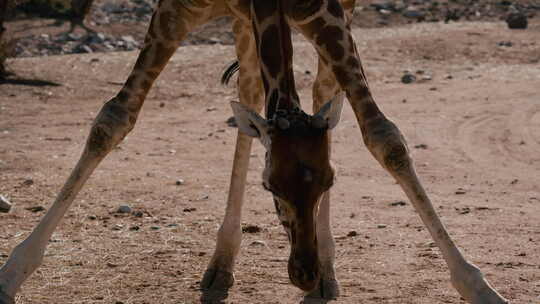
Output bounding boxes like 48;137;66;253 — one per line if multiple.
301;298;332;304
0;76;61;86
199;288;230;304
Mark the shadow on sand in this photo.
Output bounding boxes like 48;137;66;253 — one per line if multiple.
198;287;335;304
0;76;61;87
199;288;231;304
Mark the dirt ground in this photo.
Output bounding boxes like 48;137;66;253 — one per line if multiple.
1;18;540;304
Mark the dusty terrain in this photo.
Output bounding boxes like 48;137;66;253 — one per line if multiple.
1;15;540;304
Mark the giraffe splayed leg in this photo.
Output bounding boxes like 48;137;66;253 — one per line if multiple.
286;0;508;303
0;0;224;301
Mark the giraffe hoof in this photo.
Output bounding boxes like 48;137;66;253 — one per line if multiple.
0;289;15;304
200;268;235;291
305;278;340;300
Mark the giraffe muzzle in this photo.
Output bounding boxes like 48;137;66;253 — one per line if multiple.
288;244;320;291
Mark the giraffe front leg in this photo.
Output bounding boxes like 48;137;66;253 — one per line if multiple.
290;0;508;302
362;117;508;304
201;132;253;291
201;19;264;292
0;89;137;303
0;0;214;301
305;58;344;300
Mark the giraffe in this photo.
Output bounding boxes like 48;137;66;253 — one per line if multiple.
0;1;508;304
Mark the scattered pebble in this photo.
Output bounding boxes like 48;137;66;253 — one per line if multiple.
150;226;161;230
175;179;185;186
116;205;132;214
497;41;513;47
242;224;262;233
506;12;528;29
22;179;34;186
347;231;358;237
87;215;97;220
112;224;123;230
414;144;428;149
455;189;467;195
226;116;238;127
456;207;471;215
25;206;45;212
183;207;196;212
390;201;407;207
249;240;267;247
0;195;12;213
401;73;416;84
377;224;387;229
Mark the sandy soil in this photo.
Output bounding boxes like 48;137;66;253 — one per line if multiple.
1;20;540;304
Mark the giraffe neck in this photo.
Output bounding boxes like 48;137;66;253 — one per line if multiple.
251;0;299;118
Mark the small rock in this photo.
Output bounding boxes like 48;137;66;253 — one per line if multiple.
497;41;513;47
76;44;93;53
129;225;140;231
22;179;34;186
66;33;82;41
390;201;407;207
347;231;358;237
25;206;45;213
150;226;161;230
506;12;528;29
175;179;185;186
455;189;467;195
121;35;137;45
401;73;416;84
116;205;132;214
112;224;123;230
183;207;196;212
226;116;237;127
0;195;12;213
377;224;387;229
250;240;267;247
456;207;470;215
87;215;97;220
414;144;428;149
403;8;425;19
133;211;144;217
242;224;262;233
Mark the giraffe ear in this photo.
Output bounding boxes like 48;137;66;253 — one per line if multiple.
230;101;271;147
313;92;345;130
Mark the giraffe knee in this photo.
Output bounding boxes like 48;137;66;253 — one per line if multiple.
363;118;411;172
87;98;136;156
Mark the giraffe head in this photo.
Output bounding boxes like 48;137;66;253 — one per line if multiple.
231;94;343;291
